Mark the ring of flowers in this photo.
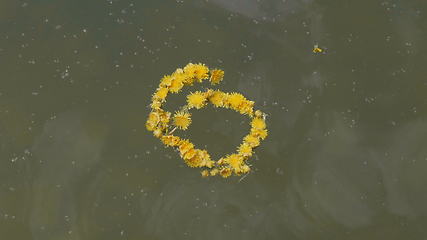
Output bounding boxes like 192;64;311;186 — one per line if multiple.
146;63;268;178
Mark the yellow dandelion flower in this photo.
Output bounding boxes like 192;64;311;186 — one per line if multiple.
204;88;214;98
173;69;194;85
219;167;232;178
209;69;224;85
145;122;155;131
147;111;159;123
161;135;181;147
178;140;194;155
238;100;254;115
183;148;197;160
152;87;168;101
244;134;260;147
226;92;245;110
150;100;162;110
184;63;209;82
217;157;226;165
153;128;163;138
173;111;192;130
169;77;184;93
241;165;250;174
254;110;263;118
159;111;171;125
172;70;193;86
194;64;209;80
210;168;219;176
201;170;210;177
238;143;253;157
159;75;173;87
251;117;266;130
185;153;203;168
224;154;244;172
251;128;268;140
187;91;207;109
146;111;160;131
198;150;214;168
208;90;226;108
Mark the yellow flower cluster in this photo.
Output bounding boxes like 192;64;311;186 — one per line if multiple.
146;63;268;178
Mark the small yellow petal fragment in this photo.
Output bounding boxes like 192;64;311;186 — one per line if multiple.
313;45;323;53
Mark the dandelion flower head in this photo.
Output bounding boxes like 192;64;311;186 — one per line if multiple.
187;91;207;109
173;111;192;130
209;69;224;85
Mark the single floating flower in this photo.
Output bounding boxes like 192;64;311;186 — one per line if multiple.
313;44;324;53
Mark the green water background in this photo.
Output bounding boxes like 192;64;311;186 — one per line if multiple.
1;0;426;239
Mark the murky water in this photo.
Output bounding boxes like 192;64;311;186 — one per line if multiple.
1;0;426;239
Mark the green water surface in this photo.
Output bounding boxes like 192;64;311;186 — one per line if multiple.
0;0;426;239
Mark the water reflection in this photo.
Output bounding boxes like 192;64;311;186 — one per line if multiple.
30;110;108;239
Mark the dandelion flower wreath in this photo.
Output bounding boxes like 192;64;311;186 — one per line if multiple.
146;63;268;178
